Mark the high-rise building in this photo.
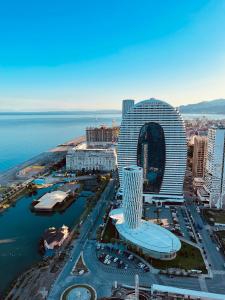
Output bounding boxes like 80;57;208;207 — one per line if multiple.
123;166;143;229
118;98;187;204
204;127;225;209
122;99;135;118
192;136;207;178
86;125;119;147
110;165;181;260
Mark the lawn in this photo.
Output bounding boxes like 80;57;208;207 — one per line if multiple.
149;242;206;272
215;231;225;252
101;218;119;243
100;216;207;273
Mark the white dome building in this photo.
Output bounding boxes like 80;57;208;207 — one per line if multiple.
110;166;181;260
118;98;187;204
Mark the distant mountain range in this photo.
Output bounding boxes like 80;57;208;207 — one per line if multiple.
179;99;225;114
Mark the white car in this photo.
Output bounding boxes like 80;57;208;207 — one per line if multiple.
113;257;119;263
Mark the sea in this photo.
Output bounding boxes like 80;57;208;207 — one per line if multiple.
0;112;122;173
1;111;225;173
0;111;225;294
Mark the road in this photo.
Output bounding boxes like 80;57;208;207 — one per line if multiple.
47;178;116;299
47;171;225;299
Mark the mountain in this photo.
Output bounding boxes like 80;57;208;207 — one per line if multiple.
179;99;225;114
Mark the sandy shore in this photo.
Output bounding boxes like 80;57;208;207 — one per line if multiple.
0;136;85;186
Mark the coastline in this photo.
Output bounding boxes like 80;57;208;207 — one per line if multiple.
0;136;85;187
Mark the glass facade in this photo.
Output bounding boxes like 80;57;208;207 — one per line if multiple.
137;122;165;193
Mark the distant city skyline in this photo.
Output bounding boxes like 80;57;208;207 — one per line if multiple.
0;0;225;111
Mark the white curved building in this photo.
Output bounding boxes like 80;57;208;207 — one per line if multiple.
118;98;187;204
110;165;181;260
123;166;143;229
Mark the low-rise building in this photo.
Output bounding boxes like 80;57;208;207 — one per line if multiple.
66;143;117;172
34;190;68;211
151;284;225;299
43;225;69;250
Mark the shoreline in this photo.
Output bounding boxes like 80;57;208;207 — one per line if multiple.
0;136;85;187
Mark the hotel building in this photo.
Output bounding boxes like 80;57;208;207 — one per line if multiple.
110;166;181;260
118;98;187;204
66;143;117;172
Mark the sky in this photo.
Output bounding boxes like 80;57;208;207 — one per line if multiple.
0;0;225;111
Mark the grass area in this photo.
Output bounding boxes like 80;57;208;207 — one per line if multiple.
215;231;225;252
203;209;225;224
149;242;206;272
100;218;206;273
72;254;88;274
101;217;119;243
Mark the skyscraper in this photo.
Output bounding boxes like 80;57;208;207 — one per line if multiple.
110;165;181;260
118;98;187;204
123;166;143;229
192;136;207;178
122;99;135;118
204;127;225;209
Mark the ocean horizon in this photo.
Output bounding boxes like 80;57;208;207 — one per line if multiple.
1;111;225;173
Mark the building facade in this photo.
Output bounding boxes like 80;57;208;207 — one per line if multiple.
66;144;117;172
123;166;143;229
204;127;225;209
86;125;119;147
118;98;187;203
192;136;207;178
110;165;181;260
122;99;135;118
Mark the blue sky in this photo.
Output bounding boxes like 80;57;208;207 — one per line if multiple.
0;0;225;111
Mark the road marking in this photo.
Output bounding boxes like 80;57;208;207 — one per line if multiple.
198;277;208;292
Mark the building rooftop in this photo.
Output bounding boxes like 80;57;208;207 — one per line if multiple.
34;191;68;210
151;284;225;299
43;225;69;245
110;208;181;254
69;142;115;152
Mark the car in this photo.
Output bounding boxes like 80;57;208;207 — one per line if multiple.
128;254;134;260
113;257;119;263
78;269;84;275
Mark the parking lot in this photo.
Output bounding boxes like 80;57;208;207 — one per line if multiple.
96;244;150;273
144;204;198;243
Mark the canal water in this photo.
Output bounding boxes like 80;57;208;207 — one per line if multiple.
0;185;86;294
